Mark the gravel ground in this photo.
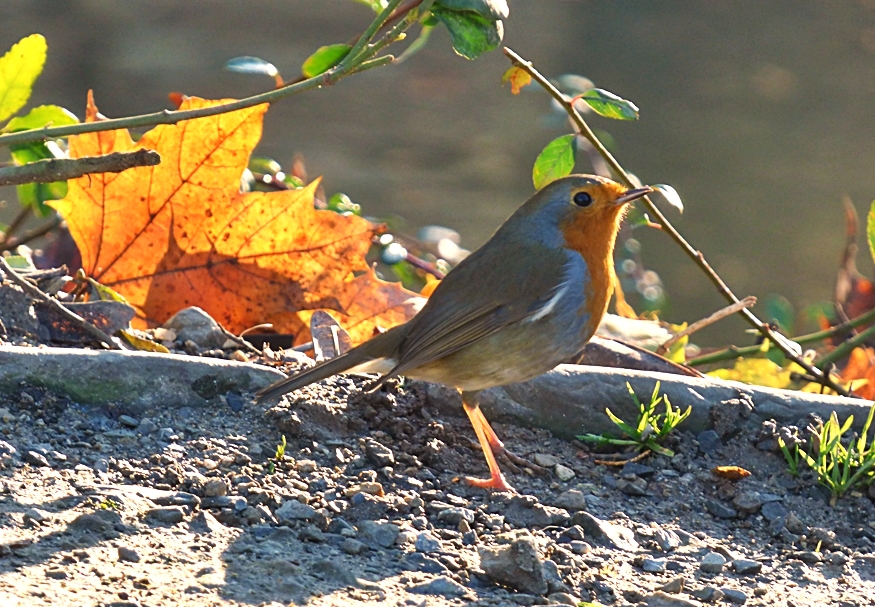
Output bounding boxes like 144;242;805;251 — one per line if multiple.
1;357;875;607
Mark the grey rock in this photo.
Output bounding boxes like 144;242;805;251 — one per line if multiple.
0;440;16;457
622;462;656;477
298;525;326;542
146;506;185;524
118;414;139;428
437;506;475;526
163;306;226;349
201;496;233;509
504;499;569;528
414;532;442;553
546;592;579;606
644;591;703;606
617;476;648;496
478;537;548;595
553;489;587;511
358;520;400;548
732;491;764;515
760;501;788;522
691;586;723;602
569;540;590;555
341;538;368;555
795;551;822;564
188;510;224;534
23;508;49;524
408;576;470;598
542;558;569;594
533;453;561;467
92;458;110;473
660;576;685;594
643;557;667;573
570;511;638;552
700;551;727;573
697;430;722;453
24;450;50;467
554;463;575;481
705;499;737;519
364;438;395;467
732;558;761;574
785;512;805;534
402;552;449;574
274;499;317;523
202;478;228;497
138;418;158;434
720;588;748;603
117;546;141;562
654;527;681;551
826;551;848;566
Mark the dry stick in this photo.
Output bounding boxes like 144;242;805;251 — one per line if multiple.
0;257;122;350
0;0;409;149
0;216;63;253
656;296;757;356
0;205;31;244
0;150;160;187
503;47;850;397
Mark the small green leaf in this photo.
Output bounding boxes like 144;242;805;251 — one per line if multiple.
532;134;576;190
867;200;875;266
0;34;47;123
435;0;508;19
431;7;503;60
301;44;352;78
3;104;78;133
580;88;639;121
225;56;278;78
651;183;683;213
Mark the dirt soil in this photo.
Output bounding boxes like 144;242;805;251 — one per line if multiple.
1;357;875;607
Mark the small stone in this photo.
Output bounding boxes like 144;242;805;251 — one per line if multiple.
295;459;317;473
700;551;727;573
357;481;384;496
705;499;737;519
189;510;224;534
760;501;788;522
45;569;68;580
622;462;656;477
403;552;449;574
732;558;761;574
146;506;185;524
437;506;475;526
660;576;685;594
408;576;470;598
138;418;158;434
720;588;748;603
358;520;400;549
298;525;326;542
117;546;141;562
203;478;228;497
24;450;51;467
546;592;579;606
478;538;548;595
0;440;16;457
163;306;226;349
732;491;764;515
414;532;442;553
826;551;848;566
554;489;587;511
785;512;805;534
642;558;667;573
570;511;637;552
118;414;139;428
533;453;561;468
569;541;590;555
23;508;49;525
795;551;822;564
644;590;701;606
697;430;722;454
341;538;368;555
554;464;575;481
654;527;681;551
274;499;317;523
617;476;648;496
691;586;724;602
364;438;395;467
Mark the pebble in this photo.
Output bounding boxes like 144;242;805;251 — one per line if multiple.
414;532;442;553
691;586;723;602
660;576;685;594
138;418;158;434
163;306;226;349
705;499;737;519
533;453;561;467
732;558;762;574
622;462;656;477
654;527;681;551
569;541;590;555
478;537;548;596
298;525;325;542
341;538;368;555
570;511;638;552
23;508;49;524
295;459;317;473
700;551;727;573
274;499;317;523
732;491;764;515
437;507;475;526
146;507;185;524
407;576;470;598
504;499;570;528
358;520;400;548
644;590;701;606
795;551;822;564
117;546;141;562
554;464;575;481
617;476;648;496
760;501;788;523
364;438;395;467
554;489;587;511
202;479;228;497
546;592;579;606
720;588;748;603
118;414;139;428
697;430;722;454
642;558;667;573
403;552;449;574
24;450;51;467
0;440;16;457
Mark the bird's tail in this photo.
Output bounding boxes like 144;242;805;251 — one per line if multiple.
254;325;407;404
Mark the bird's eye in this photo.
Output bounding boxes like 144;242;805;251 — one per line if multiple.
573;191;593;207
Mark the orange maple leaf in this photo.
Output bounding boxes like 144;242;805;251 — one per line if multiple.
50;93;421;344
502;66;532;95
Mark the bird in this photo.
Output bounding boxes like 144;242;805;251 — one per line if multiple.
256;174;654;491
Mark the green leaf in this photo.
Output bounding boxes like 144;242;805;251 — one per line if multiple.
867;200;875;266
580;88;639;121
3;104;78;133
435;0;508;19
10;138;67;216
532;134;576;190
225;56;278;78
0;34;47;123
431;7;503;60
301;44;352;78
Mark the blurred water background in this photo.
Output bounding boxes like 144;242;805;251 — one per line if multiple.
4;0;875;346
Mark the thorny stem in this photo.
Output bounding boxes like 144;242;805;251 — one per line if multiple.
0;0;417;149
503;47;851;397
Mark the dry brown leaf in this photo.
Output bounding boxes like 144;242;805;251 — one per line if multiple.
50;93;419;344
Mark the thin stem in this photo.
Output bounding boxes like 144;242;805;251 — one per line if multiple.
339;0;406;69
0;150;160;186
503;47;850;397
656;296;756;356
0;205;31;243
817;324;875;369
0;215;63;253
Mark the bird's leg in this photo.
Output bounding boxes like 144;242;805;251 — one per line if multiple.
461;391;514;492
467;404;541;471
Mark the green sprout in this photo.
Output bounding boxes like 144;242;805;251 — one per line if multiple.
275;435;287;461
577;381;691;457
778;404;875;504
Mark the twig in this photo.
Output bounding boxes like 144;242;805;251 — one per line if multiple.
503;47;851;397
0;1;418;149
0;205;31;244
0;216;63;253
0;150;160;187
656;296;757;356
816;323;875;369
688;307;875;367
0;257;123;350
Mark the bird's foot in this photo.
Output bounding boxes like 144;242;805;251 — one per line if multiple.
465;472;515;493
492;445;549;476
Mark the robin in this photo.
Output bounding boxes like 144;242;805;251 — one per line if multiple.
256;174;654;491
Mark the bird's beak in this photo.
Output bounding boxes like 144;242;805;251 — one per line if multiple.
614;186;654;206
